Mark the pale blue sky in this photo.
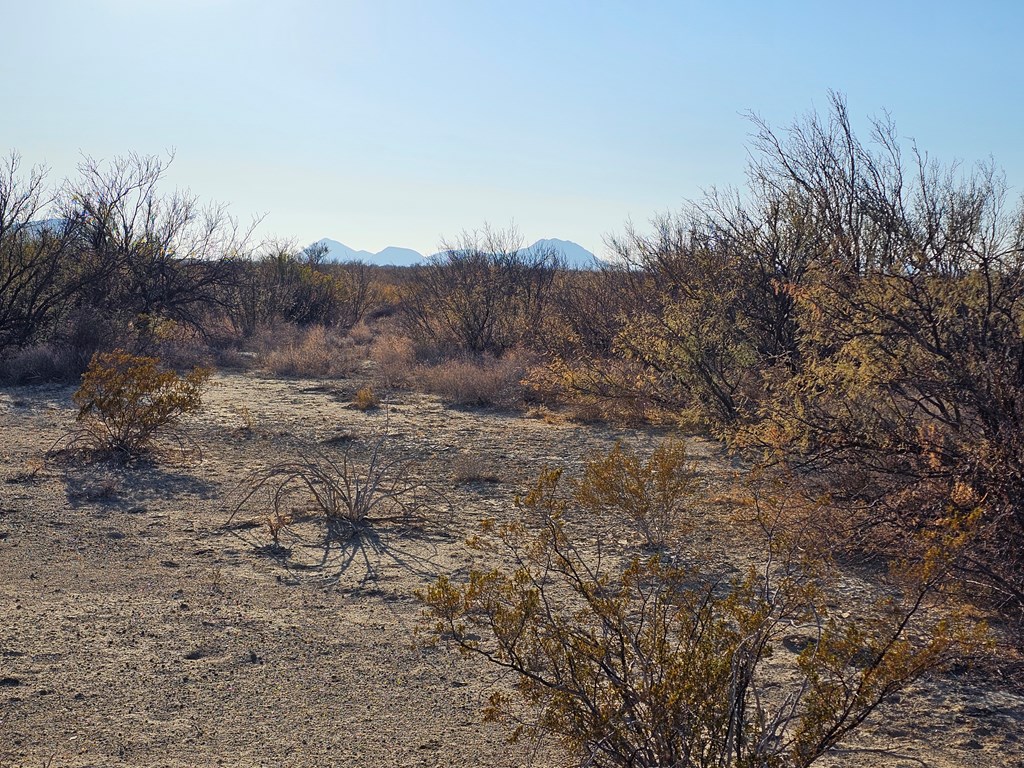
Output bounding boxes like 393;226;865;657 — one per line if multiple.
4;0;1022;257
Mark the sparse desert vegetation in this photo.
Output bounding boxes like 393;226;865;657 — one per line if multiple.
2;95;1024;766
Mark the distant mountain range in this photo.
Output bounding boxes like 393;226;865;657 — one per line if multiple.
306;237;600;269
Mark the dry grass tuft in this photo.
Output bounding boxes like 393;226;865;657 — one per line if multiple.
258;325;364;378
415;349;536;408
452;453;503;485
369;333;418;388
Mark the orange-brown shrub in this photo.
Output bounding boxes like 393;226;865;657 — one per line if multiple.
421;458;978;768
574;440;701;550
71;350;210;459
526;356;669;425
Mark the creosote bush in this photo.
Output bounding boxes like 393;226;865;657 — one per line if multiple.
70;350;210;459
353;386;379;411
574;439;700;550
420;453;978;768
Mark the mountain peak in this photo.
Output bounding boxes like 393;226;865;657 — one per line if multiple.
308;236;600;269
307;239;424;267
528;238;599;269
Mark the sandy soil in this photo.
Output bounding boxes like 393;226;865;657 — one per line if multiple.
1;372;1022;767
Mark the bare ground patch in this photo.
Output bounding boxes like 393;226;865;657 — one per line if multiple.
0;373;1021;767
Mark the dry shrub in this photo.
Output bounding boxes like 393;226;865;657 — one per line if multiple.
574;440;701;551
347;321;375;346
452;453;503;485
526;356;669;425
402;226;560;356
133;317;215;371
369;282;405;320
230;434;431;552
0;343;88;383
250;322;303;353
195;315;252;370
67;350;210;460
214;347;258;370
416;349;536;408
370;333;417;388
258;324;363;378
352;386;379;411
420;461;981;768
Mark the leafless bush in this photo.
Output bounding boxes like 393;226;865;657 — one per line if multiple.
258;324;364;378
214;347;257;370
0;343;88;383
416;349;536;408
229;433;432;549
131;317;216;371
403;225;562;356
369;333;418;388
452;453;503;485
347;321;375;346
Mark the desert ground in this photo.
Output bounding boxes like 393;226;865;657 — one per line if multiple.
1;370;1022;767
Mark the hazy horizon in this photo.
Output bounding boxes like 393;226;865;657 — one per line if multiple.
3;0;1022;258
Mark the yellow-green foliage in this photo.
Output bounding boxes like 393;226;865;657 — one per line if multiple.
353;386;379;411
73;350;210;458
574;440;699;549
421;459;975;768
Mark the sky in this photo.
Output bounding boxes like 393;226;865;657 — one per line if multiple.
3;0;1023;258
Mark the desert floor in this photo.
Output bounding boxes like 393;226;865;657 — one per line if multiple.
1;371;1022;767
